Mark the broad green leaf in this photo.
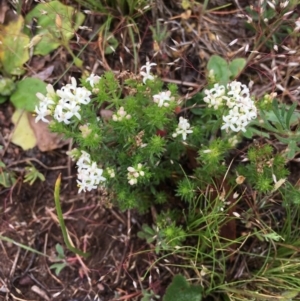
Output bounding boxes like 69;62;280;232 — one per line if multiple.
163;274;202;301
0;16;30;75
24;0;85;55
10;78;47;112
11;110;37;150
228;58;246;79
207;55;230;85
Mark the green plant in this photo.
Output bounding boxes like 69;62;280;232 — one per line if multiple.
0;160;16;188
23;162;45;185
246;99;300;160
206;55;247;85
163;274;202;301
49;243;70;276
33;52;300;300
150;20;170;52
137;220;186;254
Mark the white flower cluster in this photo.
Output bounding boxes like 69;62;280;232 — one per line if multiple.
153;90;173;107
203;83;226;110
172;117;193;140
35;84;56;123
140;62;156;84
35;77;92;124
112;107;131;121
76;151;106;193
204;81;257;132
127;163;145;185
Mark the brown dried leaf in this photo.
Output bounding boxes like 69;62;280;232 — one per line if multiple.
28;114;70;152
32;65;54;81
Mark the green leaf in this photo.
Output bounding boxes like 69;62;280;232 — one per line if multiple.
50;262;68;276
271;99;284;129
104;33;119;54
55;243;65;258
207;55;230;85
0;171;16;188
163;275;202;301
24;0;85;55
10;78;47;112
0;16;30;75
286;140;297;160
285;102;297;129
228;58;246;79
243;126;270;139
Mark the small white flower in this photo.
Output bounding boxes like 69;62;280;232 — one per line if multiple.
127;163;145;185
153;90;173;107
204;80;257;133
140;61;157;74
35;84;56;123
74;87;91;105
65;77;78;91
77;151;91;168
56;86;75;100
112;107;131;121
35;103;51;123
76;151;106;193
172;117;193;140
53;99;80;124
86;73;101;88
203;83;226;109
221;103;257;133
140;62;156;84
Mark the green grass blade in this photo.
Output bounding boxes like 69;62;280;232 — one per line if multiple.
54;174;90;258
